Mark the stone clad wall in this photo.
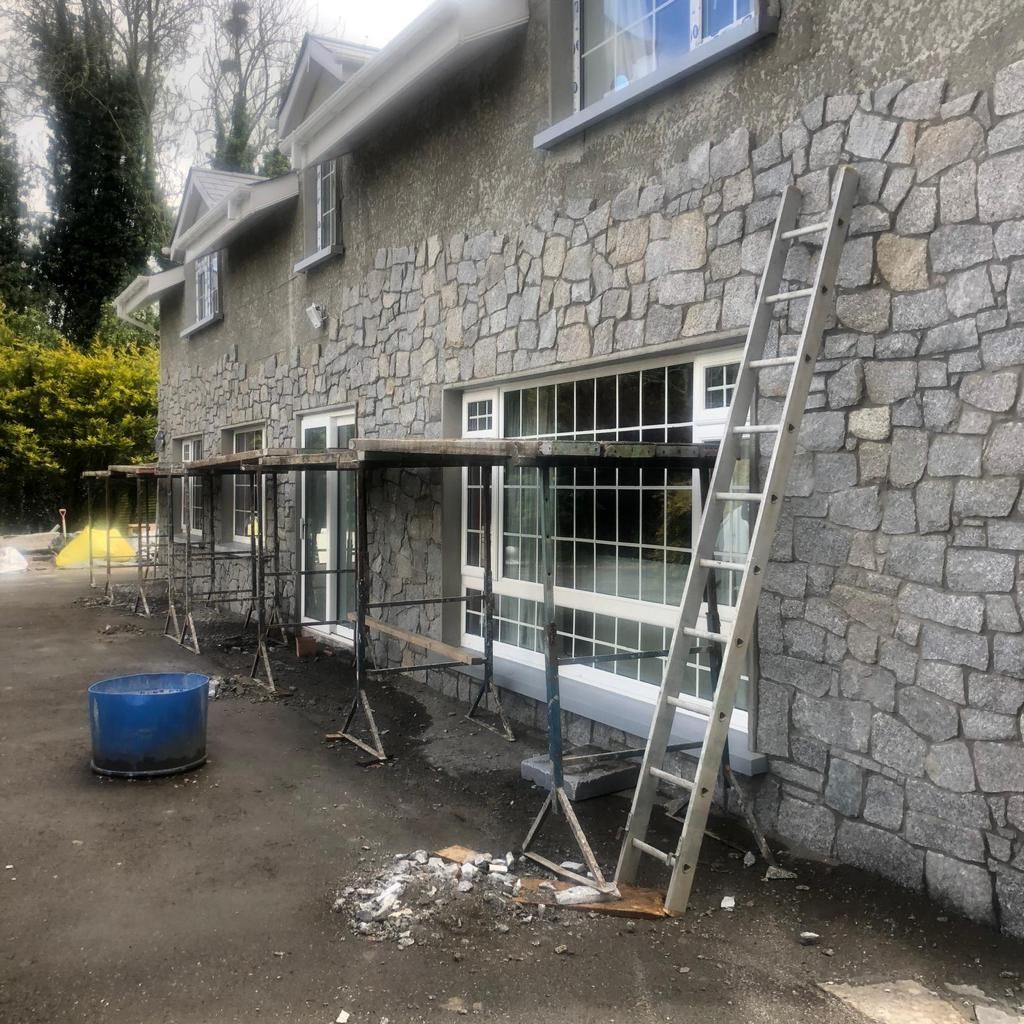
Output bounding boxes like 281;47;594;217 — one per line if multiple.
159;62;1024;937
750;65;1024;938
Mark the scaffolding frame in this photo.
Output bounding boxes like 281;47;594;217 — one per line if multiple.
81;463;181;615
347;437;719;890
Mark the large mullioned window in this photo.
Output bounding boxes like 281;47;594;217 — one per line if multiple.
461;351;749;708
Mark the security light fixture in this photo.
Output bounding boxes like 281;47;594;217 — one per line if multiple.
305;302;326;329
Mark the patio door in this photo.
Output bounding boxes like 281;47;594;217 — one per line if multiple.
300;411;356;640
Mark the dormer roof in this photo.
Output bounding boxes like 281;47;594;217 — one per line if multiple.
277;33;378;140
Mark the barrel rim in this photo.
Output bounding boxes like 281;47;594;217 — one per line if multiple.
88;672;211;697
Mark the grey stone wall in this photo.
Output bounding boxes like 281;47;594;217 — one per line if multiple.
156;46;1024;937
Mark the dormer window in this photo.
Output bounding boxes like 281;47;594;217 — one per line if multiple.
295;158;343;273
180;250;224;337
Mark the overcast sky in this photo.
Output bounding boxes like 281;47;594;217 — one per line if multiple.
15;0;434;212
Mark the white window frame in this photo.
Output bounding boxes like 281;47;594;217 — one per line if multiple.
230;425;265;544
294;160;343;273
316;159;337;251
535;0;774;150
195;252;220;324
180;436;204;537
459;349;747;721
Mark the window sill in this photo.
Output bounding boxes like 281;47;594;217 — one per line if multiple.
179;312;223;339
293;244;344;274
533;13;775;151
171;539;251;556
455;651;766;777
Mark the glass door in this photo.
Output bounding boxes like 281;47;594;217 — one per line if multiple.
300;411;356;640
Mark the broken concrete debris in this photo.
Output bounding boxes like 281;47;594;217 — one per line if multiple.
720;895;736;912
332;849;526;948
799;931;821;946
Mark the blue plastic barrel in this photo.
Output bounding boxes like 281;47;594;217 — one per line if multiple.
88;673;210;778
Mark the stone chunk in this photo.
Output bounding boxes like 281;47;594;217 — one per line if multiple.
979;152;1024;222
947;548;1016;594
917;661;965;704
885;534;946;585
898;686;959;742
920;621;989;670
907;778;991;825
777;797;836;857
835;289;890;333
840;660;896;711
824;758;865;817
919;318;978;356
926;852;995;924
994;58;1024;115
981;328;1024;369
825;362;863;409
984;422;1024;475
798;411;846;452
926;434;981;477
848;406;891;441
863;774;905;829
892;77;945;119
864;361;916;403
928;224;994;272
835;821;924;889
872;713;928;775
709;128;750;180
875;233;927;291
847;110;898;159
887;429;927;486
974;743;1024;792
897;583;984;632
915;479;953;533
952;478;1020;517
939;161;977;223
996;867;1024;941
924;742;976;792
793;519;851;565
968;672;1024;715
760;653;831;696
792;694;872;751
892;288;948;330
895;187;937;234
906;811;985;861
915;118;984;182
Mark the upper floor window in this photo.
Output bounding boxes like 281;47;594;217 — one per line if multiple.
534;0;774;150
295;158;343;273
195;252;220;323
317;160;337;250
231;426;265;542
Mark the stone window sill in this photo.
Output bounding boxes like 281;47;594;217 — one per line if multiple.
293;244;345;274
534;14;776;151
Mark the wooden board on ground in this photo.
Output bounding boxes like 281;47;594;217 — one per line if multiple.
436;847;669;919
514;878;670;919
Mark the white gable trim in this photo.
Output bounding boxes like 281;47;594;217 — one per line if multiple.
277;34;377;140
168;173;299;263
280;0;529;169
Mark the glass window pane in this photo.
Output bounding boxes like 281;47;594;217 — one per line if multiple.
641;366;665;425
575;378;595;431
596;375;617;431
618;371;640;430
504;391;521;438
655;0;691;62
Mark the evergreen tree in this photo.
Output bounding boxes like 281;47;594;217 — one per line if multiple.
29;0;166;345
0;100;28;311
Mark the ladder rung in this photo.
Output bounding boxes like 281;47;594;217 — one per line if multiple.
715;491;762;502
649;766;694;792
733;424;779;434
631;838;676;867
699;558;746;573
781;221;829;240
667;693;712;715
749;356;797;369
682;626;730;645
766;287;814;303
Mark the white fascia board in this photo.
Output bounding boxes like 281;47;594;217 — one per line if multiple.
170;174;299;263
280;0;529;168
114;266;186;320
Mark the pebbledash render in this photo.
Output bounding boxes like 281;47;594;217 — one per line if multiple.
119;1;1024;937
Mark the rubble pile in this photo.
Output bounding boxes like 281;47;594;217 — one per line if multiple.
332;850;534;948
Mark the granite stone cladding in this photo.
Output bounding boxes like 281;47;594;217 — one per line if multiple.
160;62;1024;939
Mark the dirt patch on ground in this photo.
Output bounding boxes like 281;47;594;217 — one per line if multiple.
1;570;1023;1024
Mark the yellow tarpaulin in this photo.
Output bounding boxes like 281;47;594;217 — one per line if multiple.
55;528;136;568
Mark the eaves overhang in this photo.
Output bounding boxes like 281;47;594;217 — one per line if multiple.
279;0;529;169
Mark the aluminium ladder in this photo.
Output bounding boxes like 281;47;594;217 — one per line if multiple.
615;165;859;915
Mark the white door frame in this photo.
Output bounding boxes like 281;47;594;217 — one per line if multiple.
299;409;356;641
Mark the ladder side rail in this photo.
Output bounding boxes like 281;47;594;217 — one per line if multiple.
663;166;859;913
615;185;804;884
